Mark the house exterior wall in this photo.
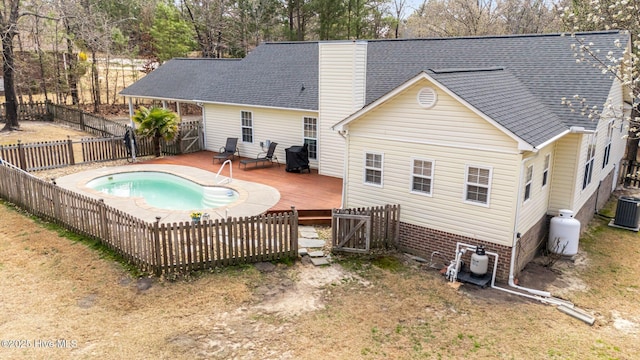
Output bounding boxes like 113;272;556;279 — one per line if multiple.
343;80;522;247
549;80;626;216
548;134;580;212
517;147;554;234
203;103;318;166
318;41;367;178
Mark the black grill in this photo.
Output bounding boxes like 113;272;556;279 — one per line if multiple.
285;144;310;173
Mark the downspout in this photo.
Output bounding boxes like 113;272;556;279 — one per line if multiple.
505;155;552;297
338;129;348;208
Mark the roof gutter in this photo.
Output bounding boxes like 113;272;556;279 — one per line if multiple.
569;126;596;134
533;129;570;151
533;126;594;152
121;95;318;114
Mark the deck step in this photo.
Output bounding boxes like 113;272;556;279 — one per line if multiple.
266;209;332;226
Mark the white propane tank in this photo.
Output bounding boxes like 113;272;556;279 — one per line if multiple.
470;245;489;277
548;209;581;256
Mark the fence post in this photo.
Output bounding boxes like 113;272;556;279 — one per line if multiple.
17;140;27;170
52;182;61;220
153;216;162;276
80;111;86;132
111;137;118;160
66;136;75;165
98;199;108;241
290;206;298;256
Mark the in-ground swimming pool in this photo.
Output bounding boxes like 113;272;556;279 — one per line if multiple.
86;171;239;211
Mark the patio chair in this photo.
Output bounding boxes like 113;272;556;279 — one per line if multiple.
213;137;240;163
239;142;279;169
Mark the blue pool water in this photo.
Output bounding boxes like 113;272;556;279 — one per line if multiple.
86;171;239;210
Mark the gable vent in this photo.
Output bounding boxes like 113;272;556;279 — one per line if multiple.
417;87;437;109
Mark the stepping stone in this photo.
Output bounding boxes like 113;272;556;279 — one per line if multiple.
299;238;325;248
298;248;309;256
136;277;153;291
310;257;330;266
308;250;324;257
298;226;319;239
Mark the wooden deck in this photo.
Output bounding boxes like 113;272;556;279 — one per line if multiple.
137;151;343;213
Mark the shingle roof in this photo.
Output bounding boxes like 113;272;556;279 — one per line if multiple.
120;42;319;110
364;31;628;146
120;31;628;147
428;68;567;146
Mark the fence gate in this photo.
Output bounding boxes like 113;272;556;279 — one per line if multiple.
332;212;371;253
179;121;203;154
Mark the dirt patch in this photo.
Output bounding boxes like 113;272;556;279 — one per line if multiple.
0;121;90;145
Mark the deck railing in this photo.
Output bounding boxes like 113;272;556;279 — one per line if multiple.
0;160;298;276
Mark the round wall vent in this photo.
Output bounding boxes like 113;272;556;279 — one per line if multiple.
417;87;437;109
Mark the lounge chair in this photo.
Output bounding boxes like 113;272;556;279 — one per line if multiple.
213;137;239;163
239;142;279;169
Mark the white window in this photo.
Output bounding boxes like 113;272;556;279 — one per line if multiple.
524;165;533;201
411;159;434;195
602;120;614;168
465;165;492;206
241;111;253;143
364;152;383;186
582;133;597;190
303;117;317;160
542;154;550;187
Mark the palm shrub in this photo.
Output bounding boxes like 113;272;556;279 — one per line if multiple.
132;106;179;157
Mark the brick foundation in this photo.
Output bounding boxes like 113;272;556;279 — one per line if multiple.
397;169;616;282
397;222;513;282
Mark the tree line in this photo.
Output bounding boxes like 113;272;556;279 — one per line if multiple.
1;0;637;134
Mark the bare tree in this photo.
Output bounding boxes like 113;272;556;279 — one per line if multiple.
181;0;228;57
1;0;22;131
392;0;406;38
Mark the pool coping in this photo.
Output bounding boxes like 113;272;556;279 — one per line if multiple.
54;164;281;224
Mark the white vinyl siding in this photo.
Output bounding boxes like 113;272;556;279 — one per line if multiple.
303;117;318;160
203;104;317;167
342;78;521;246
518;150;553;233
241;111;253;143
465;166;492;206
364;152;383;186
345;82;519;153
344;138;519;246
411;158;434;195
550;80;626;214
318;42;367;177
548;134;580;213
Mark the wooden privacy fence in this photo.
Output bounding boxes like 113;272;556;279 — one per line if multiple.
621;160;640;188
332;205;400;253
0;101;51;122
48;102;127;137
0;161;298;276
47;103;203;154
0;136;155;171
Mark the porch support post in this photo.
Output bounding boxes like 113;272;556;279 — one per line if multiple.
128;97;137;162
